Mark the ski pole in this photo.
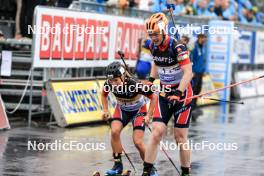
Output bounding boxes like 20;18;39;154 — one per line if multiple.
180;75;264;103
201;97;244;104
166;2;180;40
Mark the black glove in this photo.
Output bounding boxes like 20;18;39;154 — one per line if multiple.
148;77;155;83
167;89;183;108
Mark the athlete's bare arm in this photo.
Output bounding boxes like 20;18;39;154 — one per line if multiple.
149;61;158;79
101;91;110;120
101;93;108;112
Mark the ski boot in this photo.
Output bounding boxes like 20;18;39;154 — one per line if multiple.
105;162;123;176
142;166;158;176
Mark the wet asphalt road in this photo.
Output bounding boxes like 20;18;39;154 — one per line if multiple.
0;97;264;176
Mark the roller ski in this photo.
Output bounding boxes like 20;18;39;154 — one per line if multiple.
121;170;131;176
104;167;131;176
92;171;101;176
104;159;132;176
92;170;131;176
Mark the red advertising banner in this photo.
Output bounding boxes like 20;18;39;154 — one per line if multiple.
33;7;145;68
115;22;144;60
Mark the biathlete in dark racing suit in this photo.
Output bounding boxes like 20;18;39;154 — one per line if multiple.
142;13;193;176
101;61;158;176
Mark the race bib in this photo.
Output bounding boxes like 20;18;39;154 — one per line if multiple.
119;96;145;111
158;65;183;85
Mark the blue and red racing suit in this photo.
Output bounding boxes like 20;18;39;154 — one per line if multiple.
102;77;155;130
145;35;193;128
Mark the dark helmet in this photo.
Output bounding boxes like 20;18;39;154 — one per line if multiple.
105;61;125;79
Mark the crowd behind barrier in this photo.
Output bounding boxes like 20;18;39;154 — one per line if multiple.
91;0;264;25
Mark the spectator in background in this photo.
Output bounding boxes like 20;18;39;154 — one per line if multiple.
173;0;186;15
239;7;259;25
151;0;167;12
106;0;118;7
180;35;190;46
136;0;154;11
213;0;223;17
191;34;207;119
185;0;196;15
254;7;264;24
237;0;252;11
180;35;193;58
181;35;193;50
206;1;218;17
221;0;237;21
238;0;261;25
18;0;47;39
195;0;217;17
119;0;129;14
94;0;108;13
15;0;22;39
129;0;137;8
135;38;152;80
57;0;73;8
119;0;129;8
213;0;237;21
196;0;208;16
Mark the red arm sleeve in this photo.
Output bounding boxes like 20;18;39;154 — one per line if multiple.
179;57;191;67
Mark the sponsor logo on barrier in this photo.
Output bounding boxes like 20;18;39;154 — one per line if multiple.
115;22;144;60
47;80;116;126
33;7;145;68
55;89;103;114
37;15;110;60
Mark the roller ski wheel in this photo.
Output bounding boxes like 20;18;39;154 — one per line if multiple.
104;169;131;176
92;171;101;176
121;169;131;176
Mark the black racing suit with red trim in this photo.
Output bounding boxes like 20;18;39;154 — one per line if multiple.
102;77;154;130
145;35;193;128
